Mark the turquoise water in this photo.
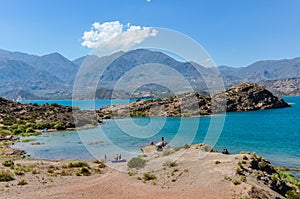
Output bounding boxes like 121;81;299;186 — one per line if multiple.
14;97;300;176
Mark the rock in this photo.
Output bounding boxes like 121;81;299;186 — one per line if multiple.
214;83;290;112
1;146;26;156
0;97;99;129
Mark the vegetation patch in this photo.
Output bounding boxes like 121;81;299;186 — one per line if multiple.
163;160;178;168
127;157;146;169
22;138;34;143
17;179;28;185
2;159;14;167
162;149;174;156
231;178;241;185
68;161;90;168
143;173;157;181
0;171;14;181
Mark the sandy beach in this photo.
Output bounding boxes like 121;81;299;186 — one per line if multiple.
0;144;288;199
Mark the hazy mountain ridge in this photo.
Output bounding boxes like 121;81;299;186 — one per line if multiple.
0;48;300;99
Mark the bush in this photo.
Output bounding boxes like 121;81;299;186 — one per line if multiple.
68;161;90;168
184;144;191;149
13;129;23;135
2;160;14;167
240;175;246;182
215;160;221;164
243;155;248;160
54;123;66;131
14;168;25;176
173;146;181;152
286;190;300;199
127;157;146;169
25;127;35;133
80;167;91;176
258;161;267;169
92;159;101;164
232;178;241;185
22;138;34;143
163;160;178;168
17;179;28;185
99;162;107;169
143;173;156;181
0;171;14;181
236;167;243;175
162;149;174;156
0;129;12;136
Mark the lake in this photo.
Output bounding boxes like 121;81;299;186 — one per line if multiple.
14;97;300;176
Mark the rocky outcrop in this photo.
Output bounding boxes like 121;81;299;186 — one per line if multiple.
0;97;98;132
98;83;290;118
215;82;290;112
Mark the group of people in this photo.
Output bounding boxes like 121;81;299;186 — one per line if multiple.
114;153;122;160
222;148;230;154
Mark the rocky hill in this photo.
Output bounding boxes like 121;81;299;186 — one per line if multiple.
0;97;98;137
259;77;300;96
0;89;42;100
97;83;290;119
219;57;300;82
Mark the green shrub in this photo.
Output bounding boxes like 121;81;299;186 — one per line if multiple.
99;162;107;169
13;129;23;135
17;179;28;185
2;160;14;167
54;123;66;131
92;159;101;164
34;122;55;130
143;173;156;181
25;127;35;133
184;144;191;149
236;167;243;175
240;175;246;182
271;173;279;181
0;129;12;136
286;190;300;199
22;138;34;143
162;149;174;156
232;178;241;185
0;171;14;181
80;167;91;176
14;168;25;175
215;160;221;164
243;155;248;160
163;160;178;168
258;161;267;170
173;146;181;152
127;157;146;169
68;161;90;168
137;154;147;158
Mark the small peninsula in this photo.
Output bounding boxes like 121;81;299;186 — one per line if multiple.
0;98;98;137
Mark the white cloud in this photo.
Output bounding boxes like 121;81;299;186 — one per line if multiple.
81;21;157;52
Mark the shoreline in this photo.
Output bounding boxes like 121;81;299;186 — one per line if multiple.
1;143;299;198
5;130;300;178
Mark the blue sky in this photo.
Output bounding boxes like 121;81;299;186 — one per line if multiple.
0;0;300;67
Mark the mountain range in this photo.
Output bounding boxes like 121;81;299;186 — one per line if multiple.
0;48;299;99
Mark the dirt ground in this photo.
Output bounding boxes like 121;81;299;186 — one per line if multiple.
0;144;284;199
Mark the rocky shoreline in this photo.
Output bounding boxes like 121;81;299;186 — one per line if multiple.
98;83;290;119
